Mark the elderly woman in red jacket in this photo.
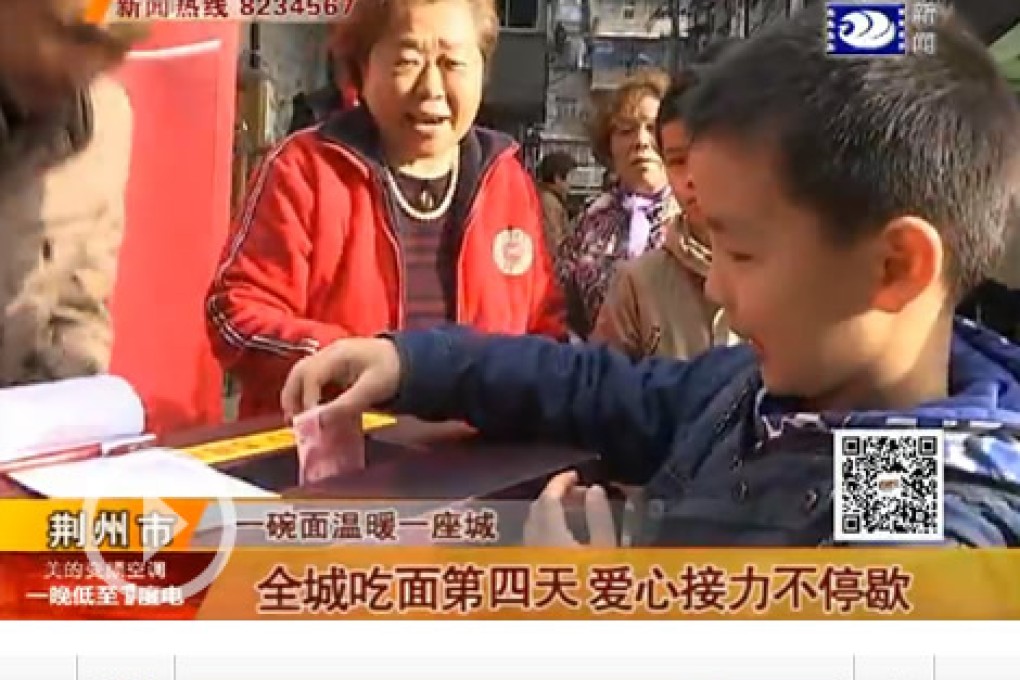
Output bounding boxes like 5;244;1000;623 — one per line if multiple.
208;0;565;417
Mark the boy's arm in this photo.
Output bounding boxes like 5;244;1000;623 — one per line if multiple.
387;326;697;484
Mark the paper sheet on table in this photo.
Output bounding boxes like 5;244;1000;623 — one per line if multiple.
0;375;145;463
10;448;276;499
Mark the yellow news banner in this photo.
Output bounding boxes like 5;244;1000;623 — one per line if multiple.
198;547;1020;620
0;413;396;552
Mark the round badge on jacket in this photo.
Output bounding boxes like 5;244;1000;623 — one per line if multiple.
493;227;534;276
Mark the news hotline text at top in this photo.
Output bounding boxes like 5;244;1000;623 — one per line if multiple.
86;0;358;23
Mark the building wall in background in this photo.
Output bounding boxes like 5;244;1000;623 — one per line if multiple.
238;24;330;143
545;70;592;143
588;0;673;36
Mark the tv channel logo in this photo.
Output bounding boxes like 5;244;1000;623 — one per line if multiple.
826;2;906;57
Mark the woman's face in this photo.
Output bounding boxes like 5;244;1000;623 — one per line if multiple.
608;93;667;195
360;0;485;166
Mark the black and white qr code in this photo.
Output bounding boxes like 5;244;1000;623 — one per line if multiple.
833;429;944;542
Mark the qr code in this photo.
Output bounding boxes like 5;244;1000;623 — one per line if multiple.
833;429;944;543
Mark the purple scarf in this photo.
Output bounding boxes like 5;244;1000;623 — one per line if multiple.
619;186;672;257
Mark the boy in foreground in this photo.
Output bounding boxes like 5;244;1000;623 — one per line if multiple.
282;5;1020;547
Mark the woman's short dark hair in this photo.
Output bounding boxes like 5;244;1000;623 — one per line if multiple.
332;0;499;92
538;152;577;184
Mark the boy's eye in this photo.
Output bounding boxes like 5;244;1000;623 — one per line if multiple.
728;251;754;263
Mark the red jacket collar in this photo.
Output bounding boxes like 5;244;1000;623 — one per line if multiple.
316;105;517;187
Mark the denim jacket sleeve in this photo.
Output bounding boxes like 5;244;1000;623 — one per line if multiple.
944;483;1020;547
387;326;717;483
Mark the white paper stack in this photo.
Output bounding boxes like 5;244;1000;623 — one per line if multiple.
0;375;145;463
0;375;276;499
10;448;275;499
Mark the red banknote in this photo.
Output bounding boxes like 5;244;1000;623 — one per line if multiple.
292;407;365;485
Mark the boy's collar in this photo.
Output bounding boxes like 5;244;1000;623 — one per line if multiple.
749;318;1020;485
753;316;1020;429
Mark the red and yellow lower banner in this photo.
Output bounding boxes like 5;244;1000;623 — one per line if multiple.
0;548;1017;620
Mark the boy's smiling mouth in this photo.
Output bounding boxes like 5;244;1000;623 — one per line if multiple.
407;112;451;131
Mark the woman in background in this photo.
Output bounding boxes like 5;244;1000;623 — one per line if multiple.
592;69;738;360
0;2;138;385
556;69;675;338
286;49;360;133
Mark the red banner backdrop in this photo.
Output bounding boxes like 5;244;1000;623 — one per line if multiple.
108;23;239;433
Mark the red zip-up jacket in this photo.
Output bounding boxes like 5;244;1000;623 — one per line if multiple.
207;107;565;417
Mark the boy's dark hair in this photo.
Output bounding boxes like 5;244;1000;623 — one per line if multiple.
655;69;700;144
656;40;737;140
537;151;577;184
693;37;741;65
683;4;1020;296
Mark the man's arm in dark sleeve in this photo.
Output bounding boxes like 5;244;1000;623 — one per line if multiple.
386;326;701;484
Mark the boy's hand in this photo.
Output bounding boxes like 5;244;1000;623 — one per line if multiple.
281;338;401;426
523;471;617;547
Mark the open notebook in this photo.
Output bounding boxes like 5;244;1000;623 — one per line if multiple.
10;447;275;498
0;375;275;498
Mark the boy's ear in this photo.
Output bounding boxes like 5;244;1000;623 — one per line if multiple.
871;216;944;312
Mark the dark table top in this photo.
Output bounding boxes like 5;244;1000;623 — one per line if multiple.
0;416;599;503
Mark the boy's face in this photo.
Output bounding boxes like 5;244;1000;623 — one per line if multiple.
691;136;901;400
361;0;484;164
659;120;702;229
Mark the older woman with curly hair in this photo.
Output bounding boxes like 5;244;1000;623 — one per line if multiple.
556;68;677;338
0;1;140;386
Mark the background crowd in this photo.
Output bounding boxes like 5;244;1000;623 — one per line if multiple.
0;0;1016;420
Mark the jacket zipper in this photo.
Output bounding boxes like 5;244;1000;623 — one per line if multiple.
320;137;407;329
452;145;518;323
374;174;407;328
326;137;517;329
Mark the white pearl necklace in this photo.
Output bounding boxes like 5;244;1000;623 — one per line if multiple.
384;156;459;221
